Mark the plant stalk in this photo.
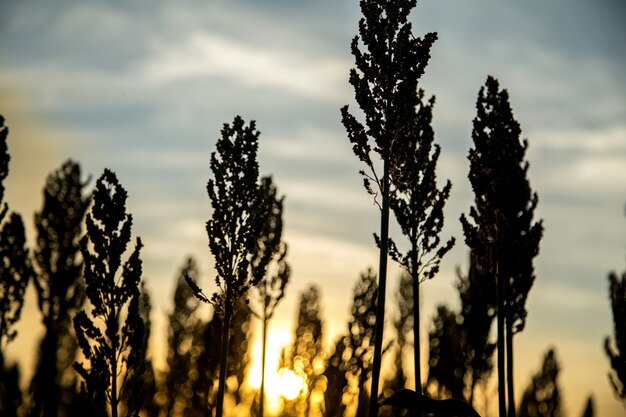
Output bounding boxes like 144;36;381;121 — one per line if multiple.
413;264;422;394
368;156;390;417
506;322;516;417
216;300;233;417
497;261;506;417
259;317;268;417
412;252;421;393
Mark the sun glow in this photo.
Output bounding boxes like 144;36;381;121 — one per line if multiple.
274;368;307;400
247;328;308;415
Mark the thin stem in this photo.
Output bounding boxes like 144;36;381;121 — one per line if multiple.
506;322;515;417
259;318;268;417
216;300;233;417
497;261;506;417
368;155;390;417
111;313;119;417
412;262;421;394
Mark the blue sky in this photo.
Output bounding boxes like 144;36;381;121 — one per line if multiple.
1;1;625;415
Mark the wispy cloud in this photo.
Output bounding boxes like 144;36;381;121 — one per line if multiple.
138;31;350;102
532;125;626;153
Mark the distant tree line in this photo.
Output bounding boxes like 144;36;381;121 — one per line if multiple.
0;1;624;417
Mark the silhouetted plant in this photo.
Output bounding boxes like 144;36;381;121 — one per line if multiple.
1;363;22;417
426;305;465;400
460;76;543;417
250;176;290;417
0;115;31;417
386;88;455;393
186;115;272;417
341;2;438;413
346;269;378;417
605;265;626;403
322;336;349;417
190;312;221;417
0;116;8;201
189;297;252;416
166;258;203;417
136;285;160;417
424;255;495;409
118;284;158;417
382;273;412;399
517;348;562;417
457;253;496;404
0;213;29;349
29;159;90;417
228;300;253;406
73;169;145;417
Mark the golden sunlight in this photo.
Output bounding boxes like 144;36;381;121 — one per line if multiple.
247;328;308;414
247;328;291;390
274;368;307;400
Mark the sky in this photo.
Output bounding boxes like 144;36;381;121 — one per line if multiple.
1;0;625;416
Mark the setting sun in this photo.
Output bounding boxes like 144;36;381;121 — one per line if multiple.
247;329;309;414
274;368;307;400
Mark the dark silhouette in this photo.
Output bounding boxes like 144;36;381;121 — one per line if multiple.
0;115;31;417
73;169;145;417
189;310;221;416
460;76;543;417
186;116;272;417
166;258;203;417
605;264;626;403
250;176;290;417
517;348;562;417
189;297;252;416
0;211;30;413
386;85;455;394
380;388;481;417
1;364;22;417
0;116;10;214
341;1;438;413
118;284;159;417
29;160;90;417
425;255;495;412
456;253;496;405
347;269;379;417
382;274;413;398
226;300;253;407
135;285;160;417
178;261;252;416
426;305;465;400
322;336;349;417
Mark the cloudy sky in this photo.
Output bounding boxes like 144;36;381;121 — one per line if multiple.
1;0;625;415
